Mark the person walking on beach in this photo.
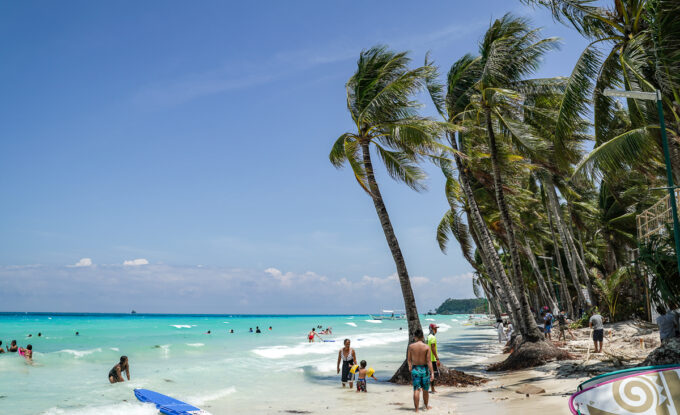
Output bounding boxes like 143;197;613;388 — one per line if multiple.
656;305;677;343
589;310;604;353
308;328;321;343
427;324;440;393
337;339;357;388
108;356;130;384
495;319;506;343
408;328;434;412
542;310;553;340
557;310;575;341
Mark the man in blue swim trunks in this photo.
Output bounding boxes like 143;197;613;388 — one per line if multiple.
408;328;434;413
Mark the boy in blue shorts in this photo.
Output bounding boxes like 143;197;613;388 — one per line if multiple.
408;328;435;412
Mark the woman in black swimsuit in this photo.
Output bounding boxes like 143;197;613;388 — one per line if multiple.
108;356;130;384
336;339;357;388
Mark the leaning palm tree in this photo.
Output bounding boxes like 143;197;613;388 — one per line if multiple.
469;14;559;344
329;46;441;381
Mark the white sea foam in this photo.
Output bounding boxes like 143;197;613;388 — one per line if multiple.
42;402;156;415
159;344;170;358
223;321;229;324
364;319;382;324
451;319;459;321
187;343;204;347
47;317;52;320
436;323;452;333
253;331;407;359
426;318;435;321
188;386;236;405
170;324;192;329
110;347;119;352
345;322;357;327
57;348;102;358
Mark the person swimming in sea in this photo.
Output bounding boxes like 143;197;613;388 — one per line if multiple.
75;331;79;336
249;327;253;333
230;329;234;333
19;344;32;362
7;340;18;352
108;356;130;384
206;330;211;334
256;326;261;333
269;326;272;331
308;328;321;343
0;341;4;353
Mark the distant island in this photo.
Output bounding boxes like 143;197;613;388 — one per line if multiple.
435;298;488;315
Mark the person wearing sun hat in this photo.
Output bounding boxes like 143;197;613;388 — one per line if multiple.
427;323;440;393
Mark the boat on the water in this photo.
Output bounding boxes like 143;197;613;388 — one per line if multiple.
369;309;405;320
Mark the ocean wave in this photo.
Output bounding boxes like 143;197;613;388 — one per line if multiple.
187;386;236;405
42;402;156;415
57;348;102;358
253;331;407;359
451;319;459;321
170;325;192;329
364;320;382;324
110;347;119;352
425;318;435;321
345;322;357;327
187;343;204;347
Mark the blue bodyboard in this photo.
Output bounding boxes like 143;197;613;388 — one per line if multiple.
134;388;209;415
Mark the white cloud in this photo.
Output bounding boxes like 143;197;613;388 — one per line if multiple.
72;258;93;267
441;272;474;284
264;267;328;287
123;258;149;266
0;264;474;313
411;276;430;286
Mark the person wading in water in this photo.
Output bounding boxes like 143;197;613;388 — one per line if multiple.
108;356;130;384
336;338;357;388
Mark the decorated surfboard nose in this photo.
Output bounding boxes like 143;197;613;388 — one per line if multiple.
569;365;680;415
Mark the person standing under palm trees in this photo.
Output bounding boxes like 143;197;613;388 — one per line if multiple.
427;324;440;393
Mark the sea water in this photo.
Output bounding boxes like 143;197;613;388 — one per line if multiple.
0;313;498;415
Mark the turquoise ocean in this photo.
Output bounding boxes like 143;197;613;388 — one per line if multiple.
1;313;498;415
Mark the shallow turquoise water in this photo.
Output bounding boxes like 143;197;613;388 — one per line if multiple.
0;313;497;415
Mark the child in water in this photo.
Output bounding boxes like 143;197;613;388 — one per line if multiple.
356;360;377;392
19;344;33;362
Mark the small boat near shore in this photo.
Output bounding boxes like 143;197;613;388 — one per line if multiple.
369;309;405;320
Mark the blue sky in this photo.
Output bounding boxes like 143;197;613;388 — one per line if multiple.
0;0;590;313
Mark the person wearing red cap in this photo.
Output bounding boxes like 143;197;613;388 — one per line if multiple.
427;323;440;393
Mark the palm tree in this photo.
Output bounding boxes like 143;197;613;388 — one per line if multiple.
329;46;441;380
468;14;560;342
427;16;571;369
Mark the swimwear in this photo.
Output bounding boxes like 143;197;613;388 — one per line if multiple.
340;348;355;383
411;365;430;391
108;364;123;382
356;378;367;392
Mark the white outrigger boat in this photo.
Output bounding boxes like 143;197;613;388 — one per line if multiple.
369;309;406;320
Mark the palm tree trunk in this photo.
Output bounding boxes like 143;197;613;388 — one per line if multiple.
562;201;597;303
545;194;577;317
542;174;588;308
522;241;559;313
484;109;543;341
359;141;422;359
448;131;523;329
542;244;573;318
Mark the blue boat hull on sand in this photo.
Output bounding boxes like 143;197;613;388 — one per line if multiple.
134;388;211;415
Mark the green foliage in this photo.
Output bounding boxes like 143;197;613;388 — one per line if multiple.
435;298;489;315
638;231;680;307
